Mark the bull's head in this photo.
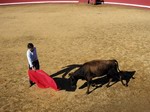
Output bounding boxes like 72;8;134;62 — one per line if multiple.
69;72;77;88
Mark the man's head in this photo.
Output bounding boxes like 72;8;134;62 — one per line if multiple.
27;43;34;52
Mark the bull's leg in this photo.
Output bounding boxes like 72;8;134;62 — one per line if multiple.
114;72;126;86
86;80;91;94
86;74;92;94
92;82;96;87
119;75;127;86
112;69;127;87
115;73;126;86
106;69;114;87
106;78;112;87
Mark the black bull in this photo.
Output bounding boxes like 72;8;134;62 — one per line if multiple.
69;59;126;94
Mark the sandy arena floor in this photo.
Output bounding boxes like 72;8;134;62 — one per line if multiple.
0;3;150;112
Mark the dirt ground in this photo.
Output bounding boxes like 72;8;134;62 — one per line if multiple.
0;3;150;112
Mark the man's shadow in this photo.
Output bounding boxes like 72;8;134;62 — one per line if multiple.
78;71;136;94
50;64;82;78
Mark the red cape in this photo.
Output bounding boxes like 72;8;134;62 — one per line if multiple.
28;70;58;91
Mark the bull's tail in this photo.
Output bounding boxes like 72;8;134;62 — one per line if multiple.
113;59;120;72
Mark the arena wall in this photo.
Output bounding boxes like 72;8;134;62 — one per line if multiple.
0;0;150;8
104;0;150;8
79;0;150;8
0;0;79;5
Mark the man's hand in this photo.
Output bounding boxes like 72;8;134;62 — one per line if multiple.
32;67;36;71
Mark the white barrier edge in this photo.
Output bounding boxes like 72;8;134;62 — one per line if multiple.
0;1;79;6
104;2;150;9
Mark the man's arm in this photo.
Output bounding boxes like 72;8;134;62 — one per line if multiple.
27;51;33;68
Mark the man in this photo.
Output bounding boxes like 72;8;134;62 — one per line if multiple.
27;43;40;87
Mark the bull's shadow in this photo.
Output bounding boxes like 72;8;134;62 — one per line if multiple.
78;76;109;90
53;77;76;91
79;71;136;94
51;64;82;78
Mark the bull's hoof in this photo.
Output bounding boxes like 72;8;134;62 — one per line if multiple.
122;83;128;87
71;85;77;88
86;92;90;95
92;83;96;87
106;85;110;88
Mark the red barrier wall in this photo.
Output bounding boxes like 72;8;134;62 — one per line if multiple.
79;0;150;8
0;0;150;8
0;0;78;3
105;0;150;6
0;0;79;5
104;0;150;8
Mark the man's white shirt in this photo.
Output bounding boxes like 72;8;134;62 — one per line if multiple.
27;47;38;67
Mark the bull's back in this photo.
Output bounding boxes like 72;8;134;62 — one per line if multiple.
83;60;109;76
84;59;118;75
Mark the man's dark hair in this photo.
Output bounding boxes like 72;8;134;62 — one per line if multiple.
27;43;34;49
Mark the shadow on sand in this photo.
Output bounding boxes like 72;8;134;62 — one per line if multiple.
51;64;82;78
51;64;136;94
53;77;76;92
50;64;82;92
78;70;136;94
